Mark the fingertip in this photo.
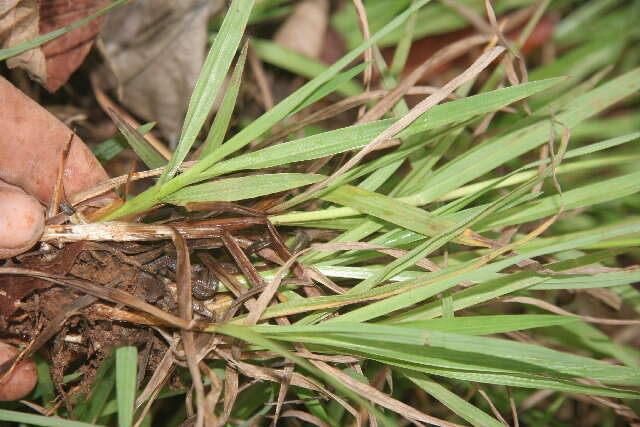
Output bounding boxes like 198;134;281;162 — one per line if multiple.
0;342;37;401
0;187;45;259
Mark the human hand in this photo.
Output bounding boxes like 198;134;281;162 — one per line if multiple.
0;76;110;400
0;76;110;258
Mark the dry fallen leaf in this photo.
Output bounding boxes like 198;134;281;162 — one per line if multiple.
0;0;109;91
273;0;329;60
39;0;110;92
0;0;46;82
98;0;223;146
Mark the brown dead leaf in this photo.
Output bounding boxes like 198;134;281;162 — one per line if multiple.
273;0;329;60
98;0;223;146
39;0;110;92
0;0;109;91
0;0;46;82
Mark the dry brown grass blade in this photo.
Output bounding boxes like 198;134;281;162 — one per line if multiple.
0;266;190;328
273;46;506;212
217;349;362;424
351;363;378;427
309;360;464;427
221;229;265;288
357;34;490;124
92;78;172;160
473;382;509;425
351;0;372;119
220;364;239;426
133;349;174;427
135;348;174;410
244;242;316;325
43;216;267;243
508;387;520;427
89;303;174;326
498;296;640;326
248;43;275;111
47;132;74;218
280;410;332;427
198;251;248;299
200;361;223;425
169;228;209;427
272;364;294;426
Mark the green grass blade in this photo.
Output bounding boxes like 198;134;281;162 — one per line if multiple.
191;0;431;174
0;410;102;427
100;0;432;221
75;353;116;422
322;185;482;246
394;315;579;335
216;324;392;425
92;122;156;164
252;324;640;385
164;173;323;204
479;170;640;230
200;79;563;181
386;360;640;399
116;346;138;427
406;67;640;206
0;0;127;61
400;370;504;427
159;0;255;184
108;112;166;168
200;42;249;158
252;39;363;97
266;221;640;325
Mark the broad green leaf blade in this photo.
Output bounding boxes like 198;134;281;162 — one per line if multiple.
116;346;138;427
159;0;255;183
164;173;323;204
108;111;167;168
0;0;127;61
200;42;249;158
406;67;640;205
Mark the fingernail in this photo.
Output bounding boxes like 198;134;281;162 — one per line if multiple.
0;188;45;258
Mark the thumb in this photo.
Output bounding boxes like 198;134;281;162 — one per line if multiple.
0;182;45;259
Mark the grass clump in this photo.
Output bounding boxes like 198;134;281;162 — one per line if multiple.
2;0;640;426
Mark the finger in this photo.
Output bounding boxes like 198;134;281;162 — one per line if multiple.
0;182;45;259
0;76;109;206
0;342;37;401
